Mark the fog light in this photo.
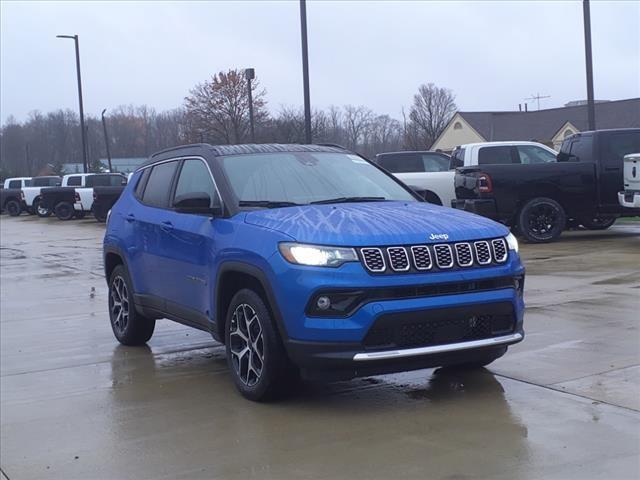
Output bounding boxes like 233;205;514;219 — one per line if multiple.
316;296;331;310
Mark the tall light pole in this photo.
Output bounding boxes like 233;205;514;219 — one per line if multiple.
299;0;312;144
101;109;113;172
245;68;256;143
582;0;596;130
57;34;88;173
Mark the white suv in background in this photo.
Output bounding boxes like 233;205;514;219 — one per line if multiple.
376;142;558;207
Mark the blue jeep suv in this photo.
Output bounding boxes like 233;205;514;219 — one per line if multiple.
104;144;524;401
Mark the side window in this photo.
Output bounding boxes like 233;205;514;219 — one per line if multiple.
450;148;465;168
478;146;517;165
421;154;450;172
569;137;593;162
67;176;82;186
174;159;219;207
379;154;424;173
134;169;151;199
8;180;20;188
517;146;557;165
141;161;179;208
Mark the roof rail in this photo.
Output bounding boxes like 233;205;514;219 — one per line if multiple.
316;143;347;150
150;143;210;158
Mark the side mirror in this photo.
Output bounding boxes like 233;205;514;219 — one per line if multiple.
450;158;463;169
173;192;222;216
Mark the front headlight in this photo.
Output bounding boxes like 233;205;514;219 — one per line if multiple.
279;242;358;267
506;232;519;252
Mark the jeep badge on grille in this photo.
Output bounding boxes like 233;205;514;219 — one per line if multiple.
429;233;449;241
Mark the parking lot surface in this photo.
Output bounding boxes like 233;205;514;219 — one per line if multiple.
1;214;639;480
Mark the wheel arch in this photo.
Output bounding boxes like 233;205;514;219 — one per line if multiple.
214;262;287;345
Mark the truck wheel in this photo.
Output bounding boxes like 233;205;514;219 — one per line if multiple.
6;200;21;216
225;288;292;402
35;199;52;218
580;214;617;230
517;197;566;243
108;265;155;345
54;201;75;221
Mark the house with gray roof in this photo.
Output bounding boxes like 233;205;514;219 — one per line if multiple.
432;97;640;152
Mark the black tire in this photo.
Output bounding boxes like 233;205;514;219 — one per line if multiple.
6;200;21;217
517;197;566;243
54;201;75;221
225;288;291;401
35;199;52;218
108;264;155;346
75;210;86;219
580;214;617;230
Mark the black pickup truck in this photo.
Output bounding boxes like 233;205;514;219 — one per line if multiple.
91;186;127;222
453;128;640;242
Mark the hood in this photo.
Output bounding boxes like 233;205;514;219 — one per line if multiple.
244;201;509;246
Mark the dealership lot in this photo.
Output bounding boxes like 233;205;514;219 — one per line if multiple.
1;215;639;479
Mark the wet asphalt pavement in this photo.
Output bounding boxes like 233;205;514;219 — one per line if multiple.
1;214;639;480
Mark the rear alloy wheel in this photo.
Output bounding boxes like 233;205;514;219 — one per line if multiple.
6;200;21;217
108;264;155;345
517;197;566;243
54;201;75;221
35;199;52;218
225;289;292;401
580;214;617;230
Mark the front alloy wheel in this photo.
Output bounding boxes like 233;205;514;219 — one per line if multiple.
229;303;265;387
517;197;566;243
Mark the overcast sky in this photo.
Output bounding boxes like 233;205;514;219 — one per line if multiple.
1;0;638;124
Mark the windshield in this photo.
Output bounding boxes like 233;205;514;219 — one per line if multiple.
220;152;417;206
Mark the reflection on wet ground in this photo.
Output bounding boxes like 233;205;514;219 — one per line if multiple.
1;215;639;479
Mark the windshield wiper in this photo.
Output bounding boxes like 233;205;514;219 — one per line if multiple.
238;200;301;208
310;196;388;205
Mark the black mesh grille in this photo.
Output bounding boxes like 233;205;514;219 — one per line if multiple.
411;246;432;270
363;303;515;349
492;239;508;263
454;243;473;267
474;241;492;265
434;244;454;268
361;248;385;272
387;247;409;271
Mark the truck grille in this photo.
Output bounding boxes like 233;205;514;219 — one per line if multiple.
361;248;385;272
363;302;515;349
492;238;508;263
387;247;410;271
359;237;508;274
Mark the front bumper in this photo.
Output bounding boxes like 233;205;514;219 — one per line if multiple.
618;191;640;208
452;199;499;219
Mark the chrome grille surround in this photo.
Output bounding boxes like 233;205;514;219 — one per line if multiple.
410;246;433;270
387;247;410;272
361;248;386;272
491;238;508;263
433;244;454;269
474;241;492;265
454;243;474;267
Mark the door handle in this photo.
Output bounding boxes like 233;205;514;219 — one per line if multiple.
160;221;174;232
125;213;135;222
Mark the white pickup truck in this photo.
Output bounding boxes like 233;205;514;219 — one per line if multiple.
1;177;32;215
618;153;640;208
375;142;558;207
74;173;127;216
21;176;62;216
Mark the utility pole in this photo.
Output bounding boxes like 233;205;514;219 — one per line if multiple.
245;68;256;143
583;0;596;130
101;109;113;172
299;0;312;143
57;35;88;173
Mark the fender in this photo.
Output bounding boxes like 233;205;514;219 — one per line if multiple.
214;261;289;344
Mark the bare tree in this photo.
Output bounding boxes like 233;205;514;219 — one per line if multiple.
184;69;267;144
405;83;456;149
343;105;373;150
